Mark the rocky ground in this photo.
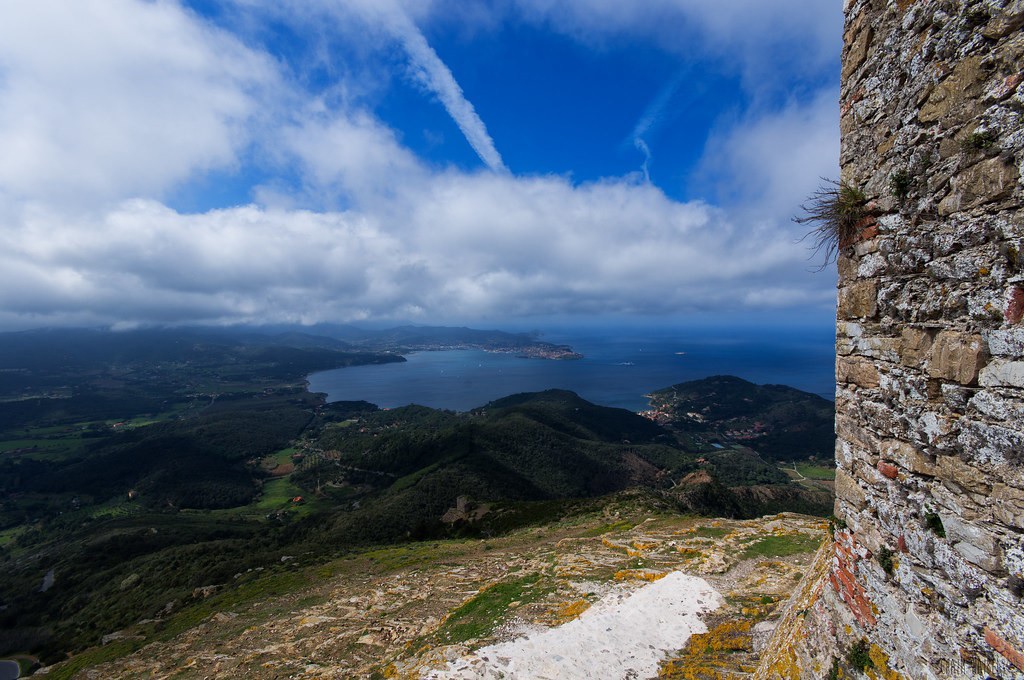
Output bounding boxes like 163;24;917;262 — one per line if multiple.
48;508;827;679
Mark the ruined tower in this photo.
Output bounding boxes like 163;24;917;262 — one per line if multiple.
757;1;1024;677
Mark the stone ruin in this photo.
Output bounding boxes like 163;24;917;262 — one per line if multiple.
756;1;1024;677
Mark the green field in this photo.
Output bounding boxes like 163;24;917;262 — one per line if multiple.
0;436;87;457
0;526;26;548
794;463;836;480
268;447;298;467
741;533;823;559
256;478;303;510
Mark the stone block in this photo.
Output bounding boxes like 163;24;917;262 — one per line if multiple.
927;331;988;386
982;4;1024;40
881;439;935;476
943;515;1002;574
836;440;856;470
953;541;1002;574
934;455;991;495
855;243;882;264
899;328;933;367
986;328;1024;357
969;390;1024;423
1007;540;1024;580
880;368;929;403
838;254;858;281
992;484;1024;530
842;24;872;80
837;413;880;455
940;384;976;413
836;468;868;511
837;322;861;356
918;56;984;124
837;356;881;388
930;482;974;521
938;158;1020;215
979;359;1024;388
862;335;901;362
904;605;926;641
839;321;863;338
958;420;1024;466
917;411;960;450
838;280;878;320
984;627;1024;673
861;399;911;441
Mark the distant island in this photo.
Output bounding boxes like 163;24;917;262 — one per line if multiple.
315;324;582;359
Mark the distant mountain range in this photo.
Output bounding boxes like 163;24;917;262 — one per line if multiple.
311;323;581;358
0;324;579;376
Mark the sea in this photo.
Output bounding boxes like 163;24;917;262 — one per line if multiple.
307;325;836;413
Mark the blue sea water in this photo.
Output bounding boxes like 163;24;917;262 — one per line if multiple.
307;325;836;413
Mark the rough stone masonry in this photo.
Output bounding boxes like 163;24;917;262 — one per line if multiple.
756;1;1024;678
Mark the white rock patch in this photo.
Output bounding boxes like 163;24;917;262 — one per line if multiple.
424;571;722;680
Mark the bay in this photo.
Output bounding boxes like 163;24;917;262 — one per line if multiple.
308;325;836;413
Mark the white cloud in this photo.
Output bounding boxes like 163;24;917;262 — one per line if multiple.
507;0;841;93
695;87;841;222
0;0;840;330
0;0;280;205
0;165;832;328
277;109;427;206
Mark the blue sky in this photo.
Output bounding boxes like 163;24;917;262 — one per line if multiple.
0;0;842;331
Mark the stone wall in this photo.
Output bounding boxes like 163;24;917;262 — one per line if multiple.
759;1;1024;678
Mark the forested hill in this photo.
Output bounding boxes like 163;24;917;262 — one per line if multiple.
646;375;835;462
303;390;690;546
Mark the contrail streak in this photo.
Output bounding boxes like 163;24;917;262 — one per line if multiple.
629;70;686;182
382;6;507;173
635;137;652;183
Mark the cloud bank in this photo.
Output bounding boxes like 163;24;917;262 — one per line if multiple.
0;0;840;330
0;0;279;206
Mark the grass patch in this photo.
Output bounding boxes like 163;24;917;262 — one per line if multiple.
889;169;912;200
962;129;998;152
0;436;86;458
434;573;549;645
691;526;730;539
0;526;26;548
106;416;161;428
741;533;822;560
254;478;304;511
259;447;299;477
877;546;895;576
387;458;448;494
795;463;836;480
267;447;298;467
924;512;945;538
45;639;140;680
88;502;142;521
580;520;634;537
794;179;867;268
847;639;874;672
361;542;455;573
